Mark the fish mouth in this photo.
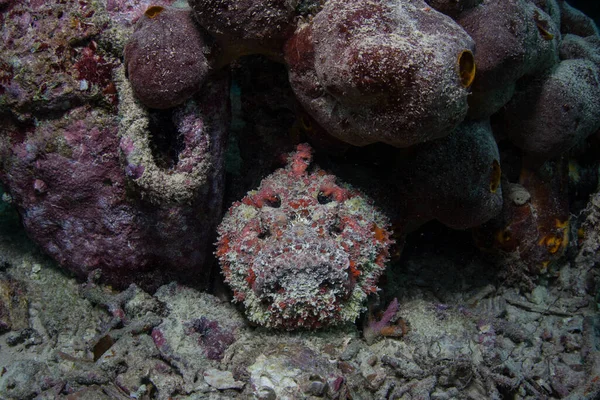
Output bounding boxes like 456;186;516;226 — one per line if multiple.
250;238;354;310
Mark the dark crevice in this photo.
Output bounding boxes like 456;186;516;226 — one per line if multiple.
147;108;185;170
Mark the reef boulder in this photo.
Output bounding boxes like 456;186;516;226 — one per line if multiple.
0;0;231;289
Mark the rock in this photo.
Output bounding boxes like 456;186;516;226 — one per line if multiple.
203;369;245;390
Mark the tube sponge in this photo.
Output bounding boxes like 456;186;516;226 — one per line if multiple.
285;0;475;148
559;34;600;69
124;7;211;109
558;0;600;37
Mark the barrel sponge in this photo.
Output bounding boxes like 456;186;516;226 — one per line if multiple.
559;34;600;69
500;59;600;160
558;0;599;37
284;0;475;148
532;0;561;29
188;0;300;54
467;83;515;119
124;7;210;109
457;0;559;91
391;120;503;229
425;0;481;18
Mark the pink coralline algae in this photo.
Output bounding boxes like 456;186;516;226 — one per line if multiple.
216;144;392;330
186;317;235;360
0;98;228;290
0;0;231;290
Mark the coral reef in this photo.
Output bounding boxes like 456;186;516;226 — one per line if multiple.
4;0;596;292
0;0;599;396
191;0;597;290
216;144;392;329
0;0;115;116
285;0;476;147
0;0;230;290
0;0;598;375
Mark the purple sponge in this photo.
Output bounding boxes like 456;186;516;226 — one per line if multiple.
124;6;211;109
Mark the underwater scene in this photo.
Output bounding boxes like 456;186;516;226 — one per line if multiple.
0;0;600;398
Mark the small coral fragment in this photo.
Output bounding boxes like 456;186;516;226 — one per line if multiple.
363;298;408;345
216;144;392;330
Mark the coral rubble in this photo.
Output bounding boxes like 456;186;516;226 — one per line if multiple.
0;211;598;399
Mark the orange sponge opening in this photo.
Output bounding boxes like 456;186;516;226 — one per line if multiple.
458;50;476;88
489;159;501;193
145;5;165;19
534;11;555;41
